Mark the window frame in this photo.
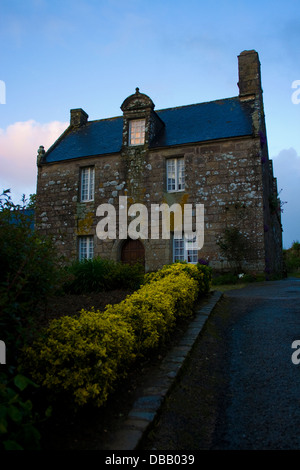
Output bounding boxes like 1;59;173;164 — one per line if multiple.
80;166;95;202
78;235;94;261
173;234;198;264
166;157;185;192
129;119;146;146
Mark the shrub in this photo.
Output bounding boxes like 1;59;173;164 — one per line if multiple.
0;190;60;364
0;372;50;450
283;241;300;273
144;261;212;295
105;271;199;353
23;311;135;408
63;257;144;294
22;262;202;407
216;227;250;273
196;263;213;293
212;273;239;285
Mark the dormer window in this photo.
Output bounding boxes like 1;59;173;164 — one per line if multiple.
129;119;145;146
121;88;164;148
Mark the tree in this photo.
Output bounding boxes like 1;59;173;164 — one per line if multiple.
0;189;59;364
216;227;249;274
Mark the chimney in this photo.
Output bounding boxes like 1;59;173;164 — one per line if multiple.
70;108;88;127
238;50;262;99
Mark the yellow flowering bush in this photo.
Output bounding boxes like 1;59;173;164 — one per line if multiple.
23;261;207;408
23;311;135;407
144;261;212;294
104;271;198;353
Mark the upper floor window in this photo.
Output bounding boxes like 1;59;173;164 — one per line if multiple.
78;235;94;261
167;157;185;192
129;119;145;146
80;166;94;202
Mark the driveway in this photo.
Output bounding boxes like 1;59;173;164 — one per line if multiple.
141;277;300;450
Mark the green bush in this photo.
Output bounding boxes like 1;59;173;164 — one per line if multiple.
284;241;300;273
0;190;60;363
241;273;266;283
212;271;267;285
0;371;50;450
212;273;239;285
63;257;144;294
0;190;57;449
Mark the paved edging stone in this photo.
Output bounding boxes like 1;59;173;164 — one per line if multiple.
105;290;223;450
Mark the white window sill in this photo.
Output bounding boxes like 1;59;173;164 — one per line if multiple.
167;189;185;194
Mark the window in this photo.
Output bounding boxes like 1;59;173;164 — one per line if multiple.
167;158;185;192
173;235;198;264
78;236;94;261
80;167;94;202
129;119;145;146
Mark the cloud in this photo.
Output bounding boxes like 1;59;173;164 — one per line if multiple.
272;148;300;248
0;120;68;202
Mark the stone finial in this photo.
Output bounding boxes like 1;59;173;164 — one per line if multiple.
135;87;140;94
37;145;45;166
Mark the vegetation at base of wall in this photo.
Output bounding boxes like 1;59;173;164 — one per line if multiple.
212;271;266;286
283;241;300;275
62;257;145;294
21;263;210;409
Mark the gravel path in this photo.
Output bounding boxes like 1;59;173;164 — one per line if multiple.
141;278;300;450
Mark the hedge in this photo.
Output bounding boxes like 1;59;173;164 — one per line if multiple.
62;257;144;294
23;262;212;408
23;312;135;407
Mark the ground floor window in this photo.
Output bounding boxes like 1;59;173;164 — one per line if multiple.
78;236;94;261
173;235;198;263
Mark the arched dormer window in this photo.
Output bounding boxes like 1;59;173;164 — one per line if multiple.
120;87;164;148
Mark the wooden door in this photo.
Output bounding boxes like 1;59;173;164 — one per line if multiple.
121;239;145;266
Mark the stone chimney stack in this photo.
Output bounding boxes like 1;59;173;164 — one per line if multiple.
238;50;262;99
70;108;88;127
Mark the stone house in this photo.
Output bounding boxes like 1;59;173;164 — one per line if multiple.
35;50;283;274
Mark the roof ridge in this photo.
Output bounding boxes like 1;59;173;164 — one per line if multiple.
156;96;240;114
86;96;241;124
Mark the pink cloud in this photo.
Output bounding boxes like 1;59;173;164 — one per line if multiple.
0;120;68;202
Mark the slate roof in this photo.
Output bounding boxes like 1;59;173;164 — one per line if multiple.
44;96;254;163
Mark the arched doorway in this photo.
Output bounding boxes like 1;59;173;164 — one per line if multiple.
121;239;145;267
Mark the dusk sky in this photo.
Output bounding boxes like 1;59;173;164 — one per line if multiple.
0;0;299;248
